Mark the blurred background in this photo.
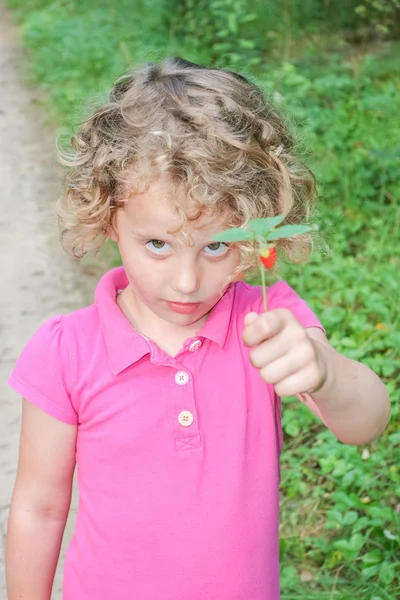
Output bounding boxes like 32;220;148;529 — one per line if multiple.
4;1;399;598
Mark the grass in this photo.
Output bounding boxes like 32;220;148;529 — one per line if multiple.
5;1;400;598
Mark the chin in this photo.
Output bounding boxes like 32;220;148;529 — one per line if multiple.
166;306;210;325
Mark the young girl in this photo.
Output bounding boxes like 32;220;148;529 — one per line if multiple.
6;57;390;600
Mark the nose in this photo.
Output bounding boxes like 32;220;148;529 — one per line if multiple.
171;259;200;297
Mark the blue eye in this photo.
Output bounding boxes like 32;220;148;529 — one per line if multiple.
146;240;171;254
204;242;229;256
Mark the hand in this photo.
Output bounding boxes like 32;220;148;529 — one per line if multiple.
242;309;328;397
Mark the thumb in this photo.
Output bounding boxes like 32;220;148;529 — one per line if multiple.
244;312;259;327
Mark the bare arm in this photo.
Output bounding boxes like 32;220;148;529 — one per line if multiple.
304;327;390;445
6;399;77;600
243;310;390;446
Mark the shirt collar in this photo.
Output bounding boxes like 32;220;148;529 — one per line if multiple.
95;267;151;375
197;283;235;349
95;267;236;375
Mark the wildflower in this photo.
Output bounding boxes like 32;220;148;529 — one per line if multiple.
259;247;276;269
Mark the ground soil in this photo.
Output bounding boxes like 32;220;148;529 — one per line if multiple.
0;4;101;597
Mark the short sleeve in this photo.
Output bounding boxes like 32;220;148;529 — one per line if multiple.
266;280;325;332
8;316;78;424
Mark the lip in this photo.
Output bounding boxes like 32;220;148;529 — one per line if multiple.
167;301;201;314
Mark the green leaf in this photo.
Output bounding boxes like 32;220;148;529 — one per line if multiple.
379;563;396;586
284;420;301;437
242;13;257;23
266;225;312;241
383;529;398;541
333;533;364;559
343;510;358;525
211;228;254;242
246;216;285;236
326;509;342;523
238;39;256;50
362;564;381;579
362;550;383;565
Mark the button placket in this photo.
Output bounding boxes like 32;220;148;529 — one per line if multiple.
178;410;194;427
175;371;189;386
189;339;202;352
171;365;201;452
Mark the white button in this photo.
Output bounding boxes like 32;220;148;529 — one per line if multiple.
189;340;202;352
175;371;189;386
178;410;194;427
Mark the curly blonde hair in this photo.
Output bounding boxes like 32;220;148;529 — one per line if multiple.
58;57;316;271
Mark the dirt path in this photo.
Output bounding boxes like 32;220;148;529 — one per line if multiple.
0;4;99;598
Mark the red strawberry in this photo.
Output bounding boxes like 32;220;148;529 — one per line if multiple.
259;247;276;269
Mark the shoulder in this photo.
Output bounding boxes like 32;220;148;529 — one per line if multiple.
233;279;302;310
8;304;102;424
233;280;324;330
11;303;101;386
21;303;99;349
61;303;99;338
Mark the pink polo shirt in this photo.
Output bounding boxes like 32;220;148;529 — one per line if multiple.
8;267;323;600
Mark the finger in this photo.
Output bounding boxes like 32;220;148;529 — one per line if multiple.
249;333;289;368
244;312;258;327
243;309;289;347
258;349;309;385
273;364;323;398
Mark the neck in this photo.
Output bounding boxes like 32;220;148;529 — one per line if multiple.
117;286;205;356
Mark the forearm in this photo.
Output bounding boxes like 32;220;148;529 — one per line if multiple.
309;341;391;445
6;505;67;600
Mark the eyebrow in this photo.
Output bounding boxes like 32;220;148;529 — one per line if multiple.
131;230;172;240
131;228;221;247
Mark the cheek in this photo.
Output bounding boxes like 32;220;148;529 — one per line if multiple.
123;255;166;294
203;256;240;290
221;251;241;278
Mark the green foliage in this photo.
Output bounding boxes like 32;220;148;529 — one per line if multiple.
266;224;312;241
247;216;286;234
355;0;400;38
166;0;400;66
262;51;400;598
5;0;170;130
211;228;255;242
211;219;312;242
166;0;261;67
4;0;400;597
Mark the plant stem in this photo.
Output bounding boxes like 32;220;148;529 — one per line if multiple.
260;260;267;312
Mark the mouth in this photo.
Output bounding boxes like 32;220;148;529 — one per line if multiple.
167;301;201;314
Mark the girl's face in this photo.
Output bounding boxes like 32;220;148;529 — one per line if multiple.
111;176;240;329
